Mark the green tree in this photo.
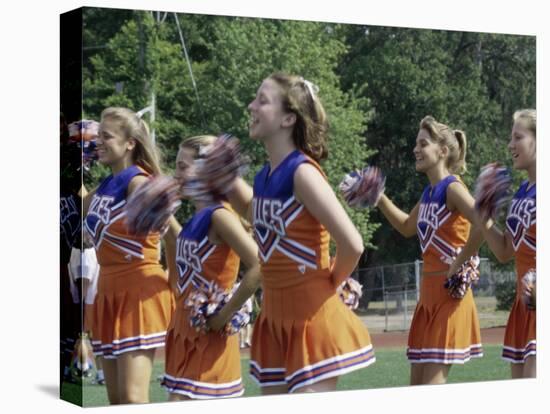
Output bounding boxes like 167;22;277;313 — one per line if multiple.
82;11;379;249
337;25;535;266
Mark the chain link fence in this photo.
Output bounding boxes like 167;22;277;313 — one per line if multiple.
353;259;515;332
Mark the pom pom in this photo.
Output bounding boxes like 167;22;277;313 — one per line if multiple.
184;281;251;336
339;166;386;208
474;163;512;220
179;167;217;204
68;119;99;142
68;120;100;171
223;306;251;336
521;269;536;310
337;277;363;310
125;175;181;236
181;134;249;202
444;256;480;299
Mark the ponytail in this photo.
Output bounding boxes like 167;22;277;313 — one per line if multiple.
451;129;467;175
420;115;467;175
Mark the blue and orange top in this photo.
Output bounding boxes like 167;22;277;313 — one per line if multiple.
175;203;240;298
417;175;471;274
506;181;536;280
252;150;331;289
85;165;161;275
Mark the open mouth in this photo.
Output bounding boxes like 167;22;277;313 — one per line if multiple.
249;115;259;128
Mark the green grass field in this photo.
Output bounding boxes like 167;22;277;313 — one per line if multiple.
61;344;511;407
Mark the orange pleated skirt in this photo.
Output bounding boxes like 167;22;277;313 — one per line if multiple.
250;277;375;393
90;264;175;359
162;300;244;399
407;274;483;364
502;284;536;363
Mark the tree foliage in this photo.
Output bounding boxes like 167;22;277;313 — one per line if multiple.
79;9;535;265
336;25;535;265
81;10;377;250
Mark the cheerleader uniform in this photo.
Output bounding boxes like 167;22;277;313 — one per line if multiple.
60;190;82;375
249;150;375;393
502;181;536;363
85;165;174;359
407;175;483;364
162;203;244;399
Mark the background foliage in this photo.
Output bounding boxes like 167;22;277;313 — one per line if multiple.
79;9;535;266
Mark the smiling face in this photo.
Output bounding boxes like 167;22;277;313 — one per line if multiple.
508;120;536;171
247;78;291;141
413;128;445;173
96;117;135;169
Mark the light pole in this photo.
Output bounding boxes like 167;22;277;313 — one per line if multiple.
136;97;155;144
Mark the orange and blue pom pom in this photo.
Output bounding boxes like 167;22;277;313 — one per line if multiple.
125;175;181;236
337;277;363;310
339;166;386;208
474;163;512;220
444;256;480;299
184;281;251;336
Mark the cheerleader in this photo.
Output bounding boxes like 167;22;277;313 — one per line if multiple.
374;116;483;385
160;135;261;400
214;73;375;394
474;109;536;378
83;107;174;404
60;114;83;384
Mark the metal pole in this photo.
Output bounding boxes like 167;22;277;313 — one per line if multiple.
381;266;387;331
403;289;408;330
173;12;207;129
384;291;388;332
415;260;421;301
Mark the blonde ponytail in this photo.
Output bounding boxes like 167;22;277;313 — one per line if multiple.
419;115;467;175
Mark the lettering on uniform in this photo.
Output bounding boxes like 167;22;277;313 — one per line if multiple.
418;203;440;229
88;195;115;224
60;196;79;224
252;198;286;237
176;239;201;272
509;198;535;228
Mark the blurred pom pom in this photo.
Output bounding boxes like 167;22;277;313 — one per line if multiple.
444;256;480;299
181;134;249;202
339;166;386;208
474;163;512;220
521;269;536;310
68;120;99;142
337;277;363;310
179;170;217;204
184;282;251;336
125;175;181;236
223;305;251;336
67;120;100;171
70;336;95;382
